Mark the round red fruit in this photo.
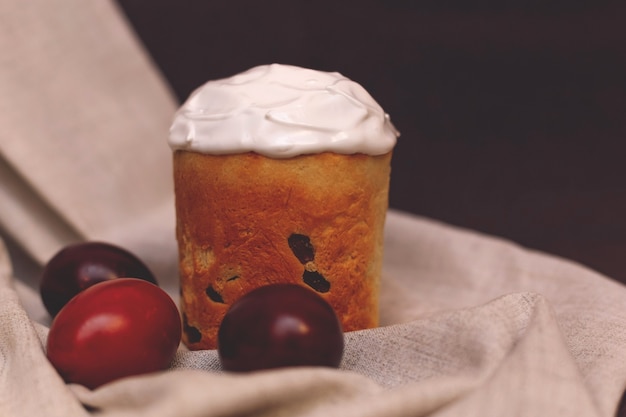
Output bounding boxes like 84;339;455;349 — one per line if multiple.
46;278;181;389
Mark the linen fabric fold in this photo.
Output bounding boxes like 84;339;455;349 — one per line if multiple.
0;0;179;286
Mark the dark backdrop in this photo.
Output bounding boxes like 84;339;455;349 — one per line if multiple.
116;0;626;285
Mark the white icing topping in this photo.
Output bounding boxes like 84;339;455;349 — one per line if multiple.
168;64;398;158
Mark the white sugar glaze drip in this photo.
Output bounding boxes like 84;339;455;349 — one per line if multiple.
168;64;398;158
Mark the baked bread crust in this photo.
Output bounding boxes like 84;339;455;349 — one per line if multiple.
174;150;392;349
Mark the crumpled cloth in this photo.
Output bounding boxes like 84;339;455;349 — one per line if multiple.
2;1;626;416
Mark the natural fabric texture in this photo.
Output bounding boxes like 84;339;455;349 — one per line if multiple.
2;0;626;416
0;0;179;287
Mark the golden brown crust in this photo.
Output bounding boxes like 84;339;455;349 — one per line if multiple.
173;151;391;350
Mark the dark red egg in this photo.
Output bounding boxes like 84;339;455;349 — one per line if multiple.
46;278;181;389
218;284;344;372
40;241;157;317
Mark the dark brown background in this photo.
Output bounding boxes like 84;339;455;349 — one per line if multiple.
115;0;626;291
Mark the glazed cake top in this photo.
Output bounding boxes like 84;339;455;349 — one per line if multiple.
168;64;398;158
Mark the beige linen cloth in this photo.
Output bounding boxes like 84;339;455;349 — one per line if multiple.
2;1;626;416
